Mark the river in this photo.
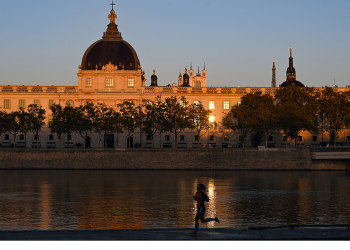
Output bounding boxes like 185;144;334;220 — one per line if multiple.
0;170;350;230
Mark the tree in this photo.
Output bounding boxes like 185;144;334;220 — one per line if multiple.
188;101;214;148
162;96;192;148
319;87;350;146
5;111;21;148
28;104;46;148
95;103;122;148
50;104;65;148
141;96;166;148
275;86;319;148
73;103;96;148
118;101;143;148
223;103;250;148
50;104;76;148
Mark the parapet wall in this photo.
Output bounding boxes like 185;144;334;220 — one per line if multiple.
1;148;346;170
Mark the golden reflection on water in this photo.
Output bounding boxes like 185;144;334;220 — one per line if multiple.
0;170;350;230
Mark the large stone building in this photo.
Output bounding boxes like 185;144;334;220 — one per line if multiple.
0;5;348;149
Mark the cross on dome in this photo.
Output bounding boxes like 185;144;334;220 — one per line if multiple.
289;46;293;57
110;1;116;10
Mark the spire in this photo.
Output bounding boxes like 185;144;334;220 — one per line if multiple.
204;62;206;70
103;1;122;40
271;57;276;87
286;47;296;80
190;62;192;70
153;69;155;75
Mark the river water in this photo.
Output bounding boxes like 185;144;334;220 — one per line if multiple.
0;170;350;230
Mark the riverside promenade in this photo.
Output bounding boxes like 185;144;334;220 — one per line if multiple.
1;228;350;240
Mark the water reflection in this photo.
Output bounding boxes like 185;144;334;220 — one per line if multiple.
0;170;349;230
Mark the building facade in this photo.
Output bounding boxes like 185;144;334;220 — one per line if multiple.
0;6;349;149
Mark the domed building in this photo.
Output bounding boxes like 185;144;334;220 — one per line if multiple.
280;47;305;87
77;4;145;95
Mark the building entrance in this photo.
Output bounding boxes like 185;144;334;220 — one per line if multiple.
104;134;114;148
127;137;134;148
85;136;91;148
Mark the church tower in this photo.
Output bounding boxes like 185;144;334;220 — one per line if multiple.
178;71;183;86
286;47;296;80
151;69;158;86
271;58;276;87
182;67;190;87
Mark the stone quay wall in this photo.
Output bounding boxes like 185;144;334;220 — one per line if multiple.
0;148;347;170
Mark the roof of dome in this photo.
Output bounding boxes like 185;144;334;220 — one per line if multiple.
81;8;140;71
81;39;140;70
280;79;305;87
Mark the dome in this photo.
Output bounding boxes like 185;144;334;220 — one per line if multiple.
81;39;140;70
81;8;140;71
280;79;305;87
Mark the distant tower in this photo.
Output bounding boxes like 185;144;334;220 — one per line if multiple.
151;69;158;86
189;62;194;86
286;47;296;80
178;70;183;86
201;63;207;87
182;67;190;87
271;58;276;87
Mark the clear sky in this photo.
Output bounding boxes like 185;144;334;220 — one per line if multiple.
1;0;349;88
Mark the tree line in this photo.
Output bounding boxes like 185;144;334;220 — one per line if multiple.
0;96;215;148
223;86;350;147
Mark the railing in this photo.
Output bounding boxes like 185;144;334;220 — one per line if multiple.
2;86;13;92
46;86;58;92
64;86;77;92
17;86;28;92
177;87;188;93
32;86;43;92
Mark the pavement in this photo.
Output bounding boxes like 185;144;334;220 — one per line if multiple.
1;228;350;240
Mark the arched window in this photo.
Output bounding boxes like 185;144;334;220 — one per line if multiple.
66;100;73;107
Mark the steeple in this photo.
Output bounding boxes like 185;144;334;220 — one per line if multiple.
286;46;296;80
271;58;276;87
103;1;122;40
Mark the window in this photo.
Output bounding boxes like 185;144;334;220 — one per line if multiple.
282;136;287;142
195;135;199;141
49;134;54;141
34;135;39;141
147;135;152;140
194;116;200;127
180;100;186;108
209;101;215;110
19;134;24;141
106;78;114;87
210;135;214;141
165;135;170;141
128;79;135;87
34;100;40;107
224;135;229;141
4;100;10;109
268;136;274;142
194;101;200;108
298;136;303;142
209;116;215;128
19;100;25;109
67;134;72;141
86;78;92;87
49;100;55;108
179;135;185;141
313;136;318;142
4;134;9;140
223;101;230;110
49;115;53;127
347;136;350;142
66;100;73;107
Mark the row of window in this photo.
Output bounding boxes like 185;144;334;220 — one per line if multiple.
2;99;230;111
86;78;135;87
2;100;75;109
194;100;230;110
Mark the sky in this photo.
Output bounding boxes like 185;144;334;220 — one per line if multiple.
1;0;349;88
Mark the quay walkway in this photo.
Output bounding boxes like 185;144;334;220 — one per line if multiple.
1;228;350;240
